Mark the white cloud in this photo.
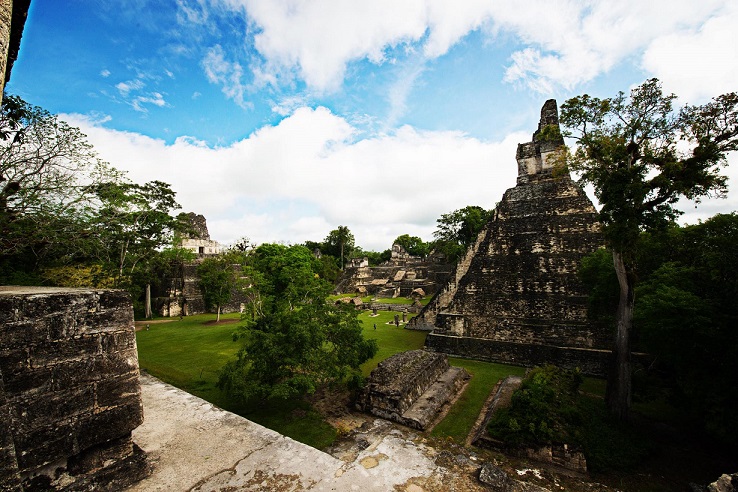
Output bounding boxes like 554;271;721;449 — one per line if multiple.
62;107;525;250
131;92;168;113
202;45;251;108
208;0;732;95
100;69;111;78
115;79;145;96
641;3;738;102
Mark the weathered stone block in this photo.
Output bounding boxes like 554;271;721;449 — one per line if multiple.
0;286;148;490
357;350;470;430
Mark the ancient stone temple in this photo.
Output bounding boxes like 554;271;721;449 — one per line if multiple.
411;100;610;375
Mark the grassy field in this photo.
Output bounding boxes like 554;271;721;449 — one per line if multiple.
135;310;526;449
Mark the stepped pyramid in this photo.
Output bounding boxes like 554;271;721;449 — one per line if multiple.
412;100;611;375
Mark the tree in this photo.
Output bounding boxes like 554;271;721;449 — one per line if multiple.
323;225;355;270
432;205;492;263
393;234;428;258
197;252;245;322
89;180;181;287
218;244;377;401
560;79;737;420
0;95;122;268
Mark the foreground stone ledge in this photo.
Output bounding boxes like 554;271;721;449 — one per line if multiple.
0;286;148;491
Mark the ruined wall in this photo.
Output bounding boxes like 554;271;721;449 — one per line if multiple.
334;259;452;298
415;100;610;374
0;287;148;490
357;350;448;418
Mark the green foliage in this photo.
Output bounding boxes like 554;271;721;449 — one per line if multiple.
392;234;428;257
197;251;245;320
0;95;183;306
0;94;123;268
633;214;738;445
487;366;651;471
560;79;737;419
578;248;619;327
322;225;355;269
432;205;492;263
218;243;378;401
361;248;391;266
487;366;584;445
135;313;337;448
561;78;735;258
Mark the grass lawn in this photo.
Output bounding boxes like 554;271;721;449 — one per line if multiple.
136;313;337;448
135;310;526;449
431;358;525;442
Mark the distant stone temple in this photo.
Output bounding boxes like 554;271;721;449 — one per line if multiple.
411;100;610;375
154;213;241;317
178;212;222;256
334;244;452;298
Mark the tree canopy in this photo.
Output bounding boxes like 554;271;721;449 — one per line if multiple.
197;250;246;321
322;225;355;270
560;79;738;420
0;95;184;315
432;205;492;263
393;234;428;258
218;244;377;401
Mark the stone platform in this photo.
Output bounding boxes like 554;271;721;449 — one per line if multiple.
127;373;491;491
356;350;470;430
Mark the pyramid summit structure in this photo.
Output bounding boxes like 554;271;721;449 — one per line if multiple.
412;100;611;375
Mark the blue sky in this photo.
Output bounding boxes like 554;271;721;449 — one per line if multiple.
8;0;738;250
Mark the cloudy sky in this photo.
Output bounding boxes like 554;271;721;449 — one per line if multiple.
8;0;738;250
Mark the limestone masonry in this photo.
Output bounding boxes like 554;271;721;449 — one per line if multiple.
0;287;148;491
411;100;611;375
357;350;469;430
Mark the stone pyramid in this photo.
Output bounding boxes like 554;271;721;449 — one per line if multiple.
412;100;611;375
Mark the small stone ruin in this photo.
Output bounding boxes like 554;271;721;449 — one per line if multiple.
356;350;469;430
334;244;452;298
0;287;149;491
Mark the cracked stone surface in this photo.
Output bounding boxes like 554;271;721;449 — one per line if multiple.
126;373;490;491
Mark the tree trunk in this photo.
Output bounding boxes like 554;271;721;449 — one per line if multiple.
216;305;221;322
145;283;152;319
607;250;634;421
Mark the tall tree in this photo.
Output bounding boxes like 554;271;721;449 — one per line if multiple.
324;225;355;270
0;94;122;268
197;251;245;322
432;205;492;263
89;180;181;288
219;244;377;400
560;79;737;420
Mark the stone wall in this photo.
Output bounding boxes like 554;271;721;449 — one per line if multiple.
334;255;452;298
0;287;148;490
357;350;449;419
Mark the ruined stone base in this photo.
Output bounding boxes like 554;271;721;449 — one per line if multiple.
21;435;150;492
357;350;470;430
472;375;587;476
425;333;611;377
